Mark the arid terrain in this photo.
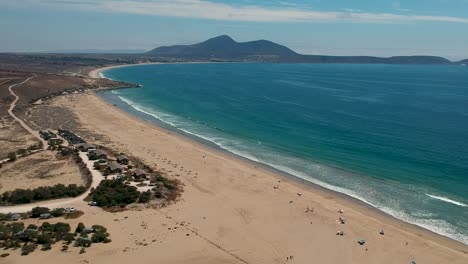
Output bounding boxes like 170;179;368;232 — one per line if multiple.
0;150;84;192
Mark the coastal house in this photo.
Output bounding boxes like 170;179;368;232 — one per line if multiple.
94;149;109;159
10;214;21;221
58;129;84;144
77;143;96;152
48;138;64;146
133;169;148;180
107;161;123;174
116;155;129;165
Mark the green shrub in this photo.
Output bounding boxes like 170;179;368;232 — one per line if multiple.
51;208;65;217
75;222;85;234
91;232;108;243
2;184;86;205
90;178;140;207
31;207;50;218
138;190;152;203
7;152;16;162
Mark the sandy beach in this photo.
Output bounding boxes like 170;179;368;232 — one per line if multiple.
3;65;467;264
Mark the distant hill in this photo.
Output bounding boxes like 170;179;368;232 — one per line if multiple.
44;49;148;54
458;59;468;65
145;35;455;64
145;35;299;60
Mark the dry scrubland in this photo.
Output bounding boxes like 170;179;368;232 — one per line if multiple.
0;150;84;192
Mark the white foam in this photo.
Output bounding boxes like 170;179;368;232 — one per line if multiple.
99;71;113;80
425;193;468;207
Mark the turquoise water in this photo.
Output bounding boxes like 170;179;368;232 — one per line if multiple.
100;63;468;244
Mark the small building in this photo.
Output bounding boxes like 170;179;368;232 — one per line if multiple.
133;169;148;180
116;155;129;165
48;138;64;146
39;213;52;219
10;214;21;221
95;149;109;159
107;161;123;174
76;143;96;152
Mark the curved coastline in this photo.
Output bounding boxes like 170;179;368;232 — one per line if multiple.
88;63;468;250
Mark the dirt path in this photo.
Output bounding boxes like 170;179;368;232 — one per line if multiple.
1;78;105;213
7;74;48;149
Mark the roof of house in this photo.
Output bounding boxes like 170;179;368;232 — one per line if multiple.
108;161;123;171
95;149;108;157
116;155;129;161
133;169;147;177
77;143;96;149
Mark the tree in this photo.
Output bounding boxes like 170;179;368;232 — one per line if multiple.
40;222;53;233
51;208;65;217
91;232;108;243
21;243;37;255
74;237;91;247
91;225;107;233
26;224;38;230
41;243;52;251
31;207;50;218
88;152;98;161
37;234;52;245
75;222;85;234
138;190;151;203
7;152;17;162
53;222;71;233
63;232;75;244
10;222;25;233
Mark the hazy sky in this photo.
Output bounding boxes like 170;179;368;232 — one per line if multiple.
1;0;468;60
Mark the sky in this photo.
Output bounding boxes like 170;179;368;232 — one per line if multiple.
1;0;468;60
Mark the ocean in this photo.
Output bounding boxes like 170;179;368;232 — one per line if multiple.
99;63;468;244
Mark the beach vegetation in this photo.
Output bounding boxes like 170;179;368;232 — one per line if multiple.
0;184;86;205
0;222;111;255
7;152;16;162
138;190;152;203
31;207;50;218
89;178;140;207
51;208;65;217
75;222;85;234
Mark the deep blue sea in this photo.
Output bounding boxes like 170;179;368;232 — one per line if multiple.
100;63;468;244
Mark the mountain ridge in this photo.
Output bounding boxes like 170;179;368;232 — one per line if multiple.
145;35;462;64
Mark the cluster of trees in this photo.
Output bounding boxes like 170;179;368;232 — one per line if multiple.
0;184;86;205
0;221;110;256
4;142;44;162
90;178;141;207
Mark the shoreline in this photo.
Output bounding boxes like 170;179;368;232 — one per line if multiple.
88;62;165;79
94;93;468;249
53;64;468;263
88;61;215;79
88;64;468;250
98;88;468;245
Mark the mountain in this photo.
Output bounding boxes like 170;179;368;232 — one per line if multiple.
457;59;468;65
145;35;455;64
145;35;299;60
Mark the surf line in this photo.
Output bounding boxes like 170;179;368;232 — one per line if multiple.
425;193;468;207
